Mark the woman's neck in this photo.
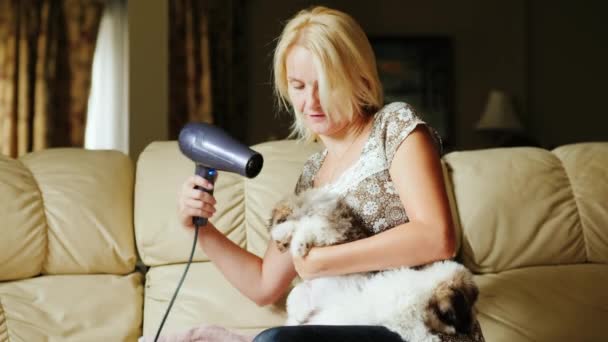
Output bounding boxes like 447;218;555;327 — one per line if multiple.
313;116;373;188
319;116;372;157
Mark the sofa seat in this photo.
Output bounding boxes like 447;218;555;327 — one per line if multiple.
143;263;286;337
0;273;143;341
475;264;608;342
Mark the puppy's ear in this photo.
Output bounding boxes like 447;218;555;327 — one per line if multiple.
268;207;281;230
269;200;293;228
465;283;479;305
449;287;475;335
457;272;479;312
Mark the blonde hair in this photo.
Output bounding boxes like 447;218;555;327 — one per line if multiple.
273;6;383;142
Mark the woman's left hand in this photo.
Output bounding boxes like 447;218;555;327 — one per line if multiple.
292;249;322;280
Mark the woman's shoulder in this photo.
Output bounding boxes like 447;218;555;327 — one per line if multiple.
374;102;422;126
372;101;443;157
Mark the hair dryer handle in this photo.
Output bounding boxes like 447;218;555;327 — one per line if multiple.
193;164;218;227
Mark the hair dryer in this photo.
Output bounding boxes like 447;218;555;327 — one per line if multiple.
155;123;263;342
178;122;264;226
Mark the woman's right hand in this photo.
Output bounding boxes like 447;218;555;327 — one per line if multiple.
178;175;217;229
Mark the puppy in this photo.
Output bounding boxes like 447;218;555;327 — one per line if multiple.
269;188;479;342
269;188;369;256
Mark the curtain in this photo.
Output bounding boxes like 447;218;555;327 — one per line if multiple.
169;0;213;139
169;0;249;142
0;0;103;158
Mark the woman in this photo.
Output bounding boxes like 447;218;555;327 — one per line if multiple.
178;6;484;342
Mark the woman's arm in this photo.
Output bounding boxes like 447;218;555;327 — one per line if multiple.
197;225;298;305
179;175;297;306
294;126;455;279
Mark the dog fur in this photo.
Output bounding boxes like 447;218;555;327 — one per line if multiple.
269;188;479;342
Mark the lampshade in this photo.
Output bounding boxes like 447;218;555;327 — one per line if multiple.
475;90;523;132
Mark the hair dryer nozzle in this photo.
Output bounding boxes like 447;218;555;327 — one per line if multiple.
178;123;264;178
246;153;263;178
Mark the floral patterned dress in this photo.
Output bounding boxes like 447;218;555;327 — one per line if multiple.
294;102;485;342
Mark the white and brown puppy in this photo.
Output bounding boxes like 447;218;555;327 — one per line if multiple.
269;189;369;256
269;188;479;342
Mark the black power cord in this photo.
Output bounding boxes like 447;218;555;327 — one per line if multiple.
153;223;200;342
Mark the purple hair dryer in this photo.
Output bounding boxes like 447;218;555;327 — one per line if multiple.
178;122;263;227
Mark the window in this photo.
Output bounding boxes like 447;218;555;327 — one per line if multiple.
85;0;129;154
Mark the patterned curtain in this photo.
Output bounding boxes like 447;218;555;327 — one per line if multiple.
169;0;213;139
169;0;249;142
0;0;103;158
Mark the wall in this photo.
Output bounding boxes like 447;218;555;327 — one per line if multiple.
125;1;607;152
247;0;527;149
128;0;168;159
529;1;608;148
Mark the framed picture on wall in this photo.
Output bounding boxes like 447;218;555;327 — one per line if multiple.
370;36;453;147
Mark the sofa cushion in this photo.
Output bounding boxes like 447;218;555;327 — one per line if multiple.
143;262;286;337
443;145;608;273
0;156;46;280
0;273;143;341
135;141;244;266
553;143;608;263
475;264;608;342
135;140;322;266
0;149;137;281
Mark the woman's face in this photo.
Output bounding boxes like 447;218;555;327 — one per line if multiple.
285;45;349;137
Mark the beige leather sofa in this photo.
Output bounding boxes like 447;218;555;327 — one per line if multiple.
1;140;607;341
0;149;142;341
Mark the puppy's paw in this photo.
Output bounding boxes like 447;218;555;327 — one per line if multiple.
425;271;479;335
290;237;312;258
295;242;310;258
